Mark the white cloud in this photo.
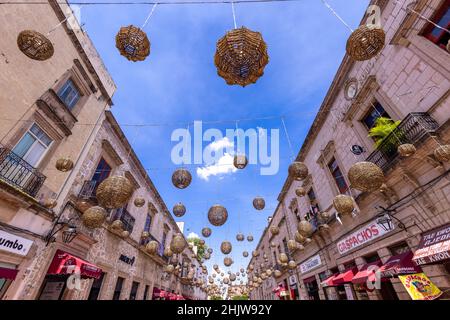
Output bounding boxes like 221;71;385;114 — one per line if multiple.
196;153;237;181
187;232;200;239
207;137;234;152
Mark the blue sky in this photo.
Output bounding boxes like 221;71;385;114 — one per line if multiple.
73;0;369;284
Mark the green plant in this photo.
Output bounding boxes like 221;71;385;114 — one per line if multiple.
368;117;401;148
187;237;208;260
231;295;249;300
209;295;223;300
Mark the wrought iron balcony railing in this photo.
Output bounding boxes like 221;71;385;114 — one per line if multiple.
0;146;46;197
111;207;135;233
366;112;439;172
78;180;98;202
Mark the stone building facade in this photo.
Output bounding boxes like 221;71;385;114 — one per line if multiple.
249;0;450;300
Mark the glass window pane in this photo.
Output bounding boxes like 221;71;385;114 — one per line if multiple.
57;79;80;110
30;124;52;146
23;142;46;167
12;133;35;158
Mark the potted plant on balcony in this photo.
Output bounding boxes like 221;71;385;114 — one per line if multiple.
368;117;402;155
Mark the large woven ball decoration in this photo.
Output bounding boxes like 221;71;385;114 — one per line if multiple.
224;257;233;267
172;168;192;189
146;240;159;255
220;241;232;254
17;30;54;61
55;158;74;172
270;226;280;236
233;154;248;169
279;253;289;264
398;144;416;157
202;227;212;237
434;145;450;162
346;25;385;61
96;175;134;209
81;206;107;228
170;233;187;254
247;235;254;242
253;197;265;210
236;233;245;241
208;205;228;226
173;202;186;217
348;161;384;192
298;220;313;237
333;194;354;215
288;162;309;181
243;251;249;257
214;27;269;87
295;187;306;197
115;25;150;62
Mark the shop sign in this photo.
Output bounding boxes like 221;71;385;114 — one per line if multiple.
399;273;442;300
119;254;135;266
299;254;321;273
288;275;297;286
412;223;450;265
337;219;393;255
0;230;33;256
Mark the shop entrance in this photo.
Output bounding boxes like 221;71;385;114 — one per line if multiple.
379;280;399;300
304;276;320;300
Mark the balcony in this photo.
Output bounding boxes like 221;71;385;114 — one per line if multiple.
0;146;46;198
140;233;168;261
78;180;98;203
366;113;439;172
110;207;135;233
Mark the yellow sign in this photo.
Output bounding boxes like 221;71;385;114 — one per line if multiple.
399;273;442;300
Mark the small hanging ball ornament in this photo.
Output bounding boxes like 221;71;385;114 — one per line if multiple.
279;253;288;264
115;25;150;62
165;264;175;274
288;162;309;181
233;154;248;169
17;30;54;61
243;251;249;257
164;247;173;257
170;233;187;254
295;187;306;197
121;230;130;238
298;220;313;237
134;197;145;208
208;205;228;226
247;235;254;242
55;158;74;172
204;252;211;260
199;239;206;246
96;175;134;209
253;197;265;210
173;202;186;217
172;168;192;189
333;194;355;215
270;241;276;248
270;226;280;236
288;260;297;270
82;206;107;229
146;240;159;255
224;257;233;267
236;233;245;241
214;26;269;87
202;227;212;237
220;241;232;254
346;25;385;61
110;219;124;231
274;270;282;278
230;274;236;282
43;199;57;209
348;161;384;192
398;144;416;157
252;250;259;257
287;239;298;252
76;199;92;213
207;248;213;254
434;145;450;162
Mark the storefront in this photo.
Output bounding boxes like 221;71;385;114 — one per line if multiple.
303;276;320;300
299;254;322;300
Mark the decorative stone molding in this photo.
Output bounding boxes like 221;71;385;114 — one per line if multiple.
101;139;124;166
317;140;335;168
343;75;380;122
379;183;399;205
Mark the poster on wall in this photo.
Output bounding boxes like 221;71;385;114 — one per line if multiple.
398;273;443;300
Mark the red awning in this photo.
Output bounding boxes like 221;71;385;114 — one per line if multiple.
47;250;102;279
159;290;167;298
0;267;19;280
379;251;422;278
321;273;339;287
333;267;358;285
176;295;185;300
352;261;382;284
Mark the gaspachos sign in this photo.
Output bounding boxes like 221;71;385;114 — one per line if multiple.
337;219;393;255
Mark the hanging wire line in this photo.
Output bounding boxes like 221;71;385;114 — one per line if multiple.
231;0;237;29
142;2;158;29
320;0;353;32
280;116;295;162
47;5;84;35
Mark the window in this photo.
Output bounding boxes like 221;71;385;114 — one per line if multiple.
328;157;349;194
88;272;105;300
112;207;135;233
361;102;390;130
143;285;150;300
144;214;152;233
389;242;410;255
91;157;111;185
129;281;139;300
57;79;81;110
422;0;450;51
307;188;320;214
112;277;124;300
12;123;52;167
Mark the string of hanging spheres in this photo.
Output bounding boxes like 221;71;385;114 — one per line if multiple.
15;0;450;292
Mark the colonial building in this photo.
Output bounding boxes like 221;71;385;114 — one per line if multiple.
249;0;450;300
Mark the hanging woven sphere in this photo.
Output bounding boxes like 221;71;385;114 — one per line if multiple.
170;233;187;254
207;248;213;254
266;269;272;276
288;162;309;181
204;252;211;260
224;257;233;267
43;199;57;209
165;264;175;273
115;25;150;62
236;233;245;241
76;199;92;213
202;227;212;237
220;241;232;254
253;197;265;210
223;277;230;284
319;211;330;222
398;144;416;157
274;270;282;278
288;260;297;270
81;206;107;229
279;253;288;264
287;239;298;252
247;235;254;242
249;264;254;271
208;205;228;226
270;241;276;248
146;240;159;255
121;230;130;238
295;187;306;197
172;168;192;189
298;220;313;237
214;26;269;87
233;154;248;169
173;202;186;217
270;226;280;236
134;197;145;208
434;145;450;162
164;247;173;257
110;219;124;231
243;251;249;257
346;25;385;61
348;161;384;192
17;30;54;61
230;274;236;281
333;194;354;215
199;239;206;246
96;176;133;209
55;158;74;172
252;250;259;257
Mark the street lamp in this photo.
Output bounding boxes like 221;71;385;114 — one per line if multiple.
45;218;77;246
375;206;406;231
62;225;78;244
